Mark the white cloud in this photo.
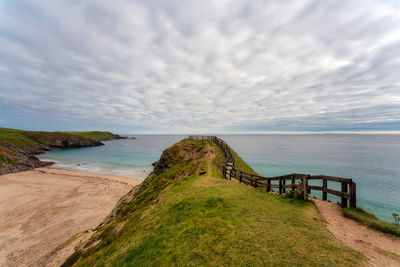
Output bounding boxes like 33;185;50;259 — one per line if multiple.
0;0;400;132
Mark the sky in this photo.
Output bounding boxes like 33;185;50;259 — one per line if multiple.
1;0;400;134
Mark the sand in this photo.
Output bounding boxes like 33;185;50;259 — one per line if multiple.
314;199;400;267
0;167;143;267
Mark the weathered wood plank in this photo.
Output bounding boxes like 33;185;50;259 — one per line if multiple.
325;188;350;198
322;179;327;200
309;175;352;184
341;182;348;208
308;185;323;191
350;182;356;208
291;175;295;191
303;176;309;200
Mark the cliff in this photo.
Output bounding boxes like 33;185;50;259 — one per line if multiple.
0;128;123;175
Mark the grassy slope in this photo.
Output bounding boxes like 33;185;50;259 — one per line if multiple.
66;139;364;266
0;127;117;165
343;208;400;237
66;131;119;141
232;150;257;175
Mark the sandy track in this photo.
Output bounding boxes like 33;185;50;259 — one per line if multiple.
0;167;142;267
314;199;400;267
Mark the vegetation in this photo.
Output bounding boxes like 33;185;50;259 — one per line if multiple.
231;150;257;175
0;127;39;148
0;127;119;165
64;139;364;266
394;213;400;226
66;131;120;141
342;208;400;237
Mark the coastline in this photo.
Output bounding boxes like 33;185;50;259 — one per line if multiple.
0;167;143;267
0;128;125;176
44;165;149;182
39;158;151;180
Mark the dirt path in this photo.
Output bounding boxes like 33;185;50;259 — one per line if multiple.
314;199;400;267
0;167;142;267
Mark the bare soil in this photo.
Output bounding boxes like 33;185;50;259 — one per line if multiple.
314;199;400;267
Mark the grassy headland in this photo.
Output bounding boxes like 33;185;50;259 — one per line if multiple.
66;131;122;141
0;127;122;173
343;207;400;237
63;138;364;266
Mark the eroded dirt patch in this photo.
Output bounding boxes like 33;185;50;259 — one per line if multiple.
314;199;400;267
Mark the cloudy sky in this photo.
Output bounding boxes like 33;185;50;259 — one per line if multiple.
1;0;400;133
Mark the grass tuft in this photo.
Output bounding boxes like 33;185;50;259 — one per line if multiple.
342;207;400;237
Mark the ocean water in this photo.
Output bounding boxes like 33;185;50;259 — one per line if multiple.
39;135;184;179
39;134;400;222
221;134;400;222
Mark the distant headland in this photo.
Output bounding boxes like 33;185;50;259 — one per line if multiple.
0;127;125;175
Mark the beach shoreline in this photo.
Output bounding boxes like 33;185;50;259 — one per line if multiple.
38;159;151;180
0;167;143;267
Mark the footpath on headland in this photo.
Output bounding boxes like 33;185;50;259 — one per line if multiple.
315;200;400;267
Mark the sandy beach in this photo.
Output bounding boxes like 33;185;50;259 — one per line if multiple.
0;167;142;267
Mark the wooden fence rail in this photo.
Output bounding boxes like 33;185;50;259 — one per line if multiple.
189;135;356;208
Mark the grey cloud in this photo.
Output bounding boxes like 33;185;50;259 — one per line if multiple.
1;0;400;132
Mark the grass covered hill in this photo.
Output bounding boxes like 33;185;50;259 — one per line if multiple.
0;127;122;174
64;138;365;266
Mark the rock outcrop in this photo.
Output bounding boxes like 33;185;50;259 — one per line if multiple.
0;131;118;175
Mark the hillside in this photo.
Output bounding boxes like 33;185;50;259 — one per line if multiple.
63;138;364;266
0;127;123;174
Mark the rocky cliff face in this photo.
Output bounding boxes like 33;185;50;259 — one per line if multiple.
0;133;105;175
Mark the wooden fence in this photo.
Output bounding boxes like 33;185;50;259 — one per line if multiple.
189;135;356;208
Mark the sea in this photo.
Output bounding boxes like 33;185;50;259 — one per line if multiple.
39;134;400;222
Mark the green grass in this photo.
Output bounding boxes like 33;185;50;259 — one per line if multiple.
66;131;119;141
342;207;400;237
64;139;364;266
231;150;257;175
0;128;39;148
0;127;119;165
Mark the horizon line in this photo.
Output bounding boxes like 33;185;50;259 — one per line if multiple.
124;130;400;135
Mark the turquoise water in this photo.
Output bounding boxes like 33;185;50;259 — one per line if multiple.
221;134;400;223
39;135;183;179
40;134;400;222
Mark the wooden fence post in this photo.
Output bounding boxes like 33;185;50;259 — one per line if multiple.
279;178;282;194
229;167;233;180
322;178;327;201
291;175;295;192
341;182;348;208
254;178;258;188
303;176;309;200
350;182;356;208
239;171;242;183
266;179;271;192
282;178;286;193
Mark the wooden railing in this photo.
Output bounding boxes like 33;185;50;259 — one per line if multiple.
189;135;356;208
